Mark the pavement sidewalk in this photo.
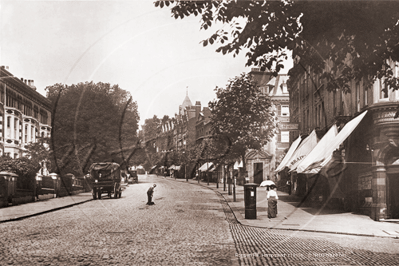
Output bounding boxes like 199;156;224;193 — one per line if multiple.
0;192;93;223
2;176;399;239
173;177;399;239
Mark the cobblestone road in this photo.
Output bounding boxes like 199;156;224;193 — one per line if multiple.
1;174;399;265
0;175;237;266
214;189;399;266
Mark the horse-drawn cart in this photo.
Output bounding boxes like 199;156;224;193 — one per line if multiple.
89;162;122;199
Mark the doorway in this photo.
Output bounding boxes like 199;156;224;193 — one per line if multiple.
254;163;263;185
388;174;399;219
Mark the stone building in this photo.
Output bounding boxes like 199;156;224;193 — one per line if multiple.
248;68;291;184
0;66;52;159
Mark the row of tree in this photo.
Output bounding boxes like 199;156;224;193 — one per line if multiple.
0;81;141;188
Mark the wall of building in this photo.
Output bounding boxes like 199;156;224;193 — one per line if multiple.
288;62;399;220
0;66;52;158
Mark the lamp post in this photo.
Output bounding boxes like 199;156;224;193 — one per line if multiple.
183;151;187;182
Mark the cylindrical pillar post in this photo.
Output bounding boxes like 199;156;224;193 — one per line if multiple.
371;165;388;221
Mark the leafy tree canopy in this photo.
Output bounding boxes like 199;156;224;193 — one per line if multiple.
156;1;399;92
143;115;161;142
45;82;139;176
209;73;275;164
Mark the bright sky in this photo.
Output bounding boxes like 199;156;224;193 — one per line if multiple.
0;0;291;127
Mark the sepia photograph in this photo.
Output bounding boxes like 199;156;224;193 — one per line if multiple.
1;0;399;265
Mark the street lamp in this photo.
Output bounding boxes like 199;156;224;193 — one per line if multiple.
183;151;187;182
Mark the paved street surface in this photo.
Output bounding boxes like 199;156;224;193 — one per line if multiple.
1;175;238;266
1;174;399;265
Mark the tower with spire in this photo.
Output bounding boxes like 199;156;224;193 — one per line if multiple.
179;87;193;115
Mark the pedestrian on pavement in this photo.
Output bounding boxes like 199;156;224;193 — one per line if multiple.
146;184;156;205
286;180;291;195
267;185;278;218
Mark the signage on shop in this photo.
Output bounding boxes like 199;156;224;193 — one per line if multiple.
278;123;299;131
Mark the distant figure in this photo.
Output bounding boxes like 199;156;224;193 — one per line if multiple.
286;180;291;195
146;184;157;205
267;185;278;218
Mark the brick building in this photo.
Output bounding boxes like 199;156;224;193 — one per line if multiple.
285;61;399;221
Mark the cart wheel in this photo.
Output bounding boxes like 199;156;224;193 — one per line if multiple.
98;191;101;199
114;185;118;199
92;190;97;200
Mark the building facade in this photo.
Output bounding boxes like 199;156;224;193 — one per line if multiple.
288;61;399;221
0;66;52;159
249;68;291;184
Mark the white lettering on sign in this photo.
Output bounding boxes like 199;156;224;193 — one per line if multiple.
279;123;299;131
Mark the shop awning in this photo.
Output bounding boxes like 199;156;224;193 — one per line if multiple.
169;165;180;170
297;110;368;174
275;135;302;172
286;130;319;172
199;162;214;171
234;161;243;170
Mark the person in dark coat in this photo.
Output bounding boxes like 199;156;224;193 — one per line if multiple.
286;180;292;195
146;184;156;205
267;185;278;218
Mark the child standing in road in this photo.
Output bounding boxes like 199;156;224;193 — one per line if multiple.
146;184;156;205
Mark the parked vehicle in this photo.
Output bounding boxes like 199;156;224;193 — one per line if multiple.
89;162;122;199
128;170;138;184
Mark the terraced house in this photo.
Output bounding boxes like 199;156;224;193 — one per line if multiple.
282;61;399;221
0;66;52;158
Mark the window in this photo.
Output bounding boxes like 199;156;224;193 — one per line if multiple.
356;82;361;112
281;105;289;116
282;83;288;94
14;118;18;139
333;89;337;115
6;116;10;138
24;125;28;143
319;105;322;127
24;100;32;116
0;88;3;104
380;79;389;99
33;105;39;119
281;131;289;143
40;109;48;124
